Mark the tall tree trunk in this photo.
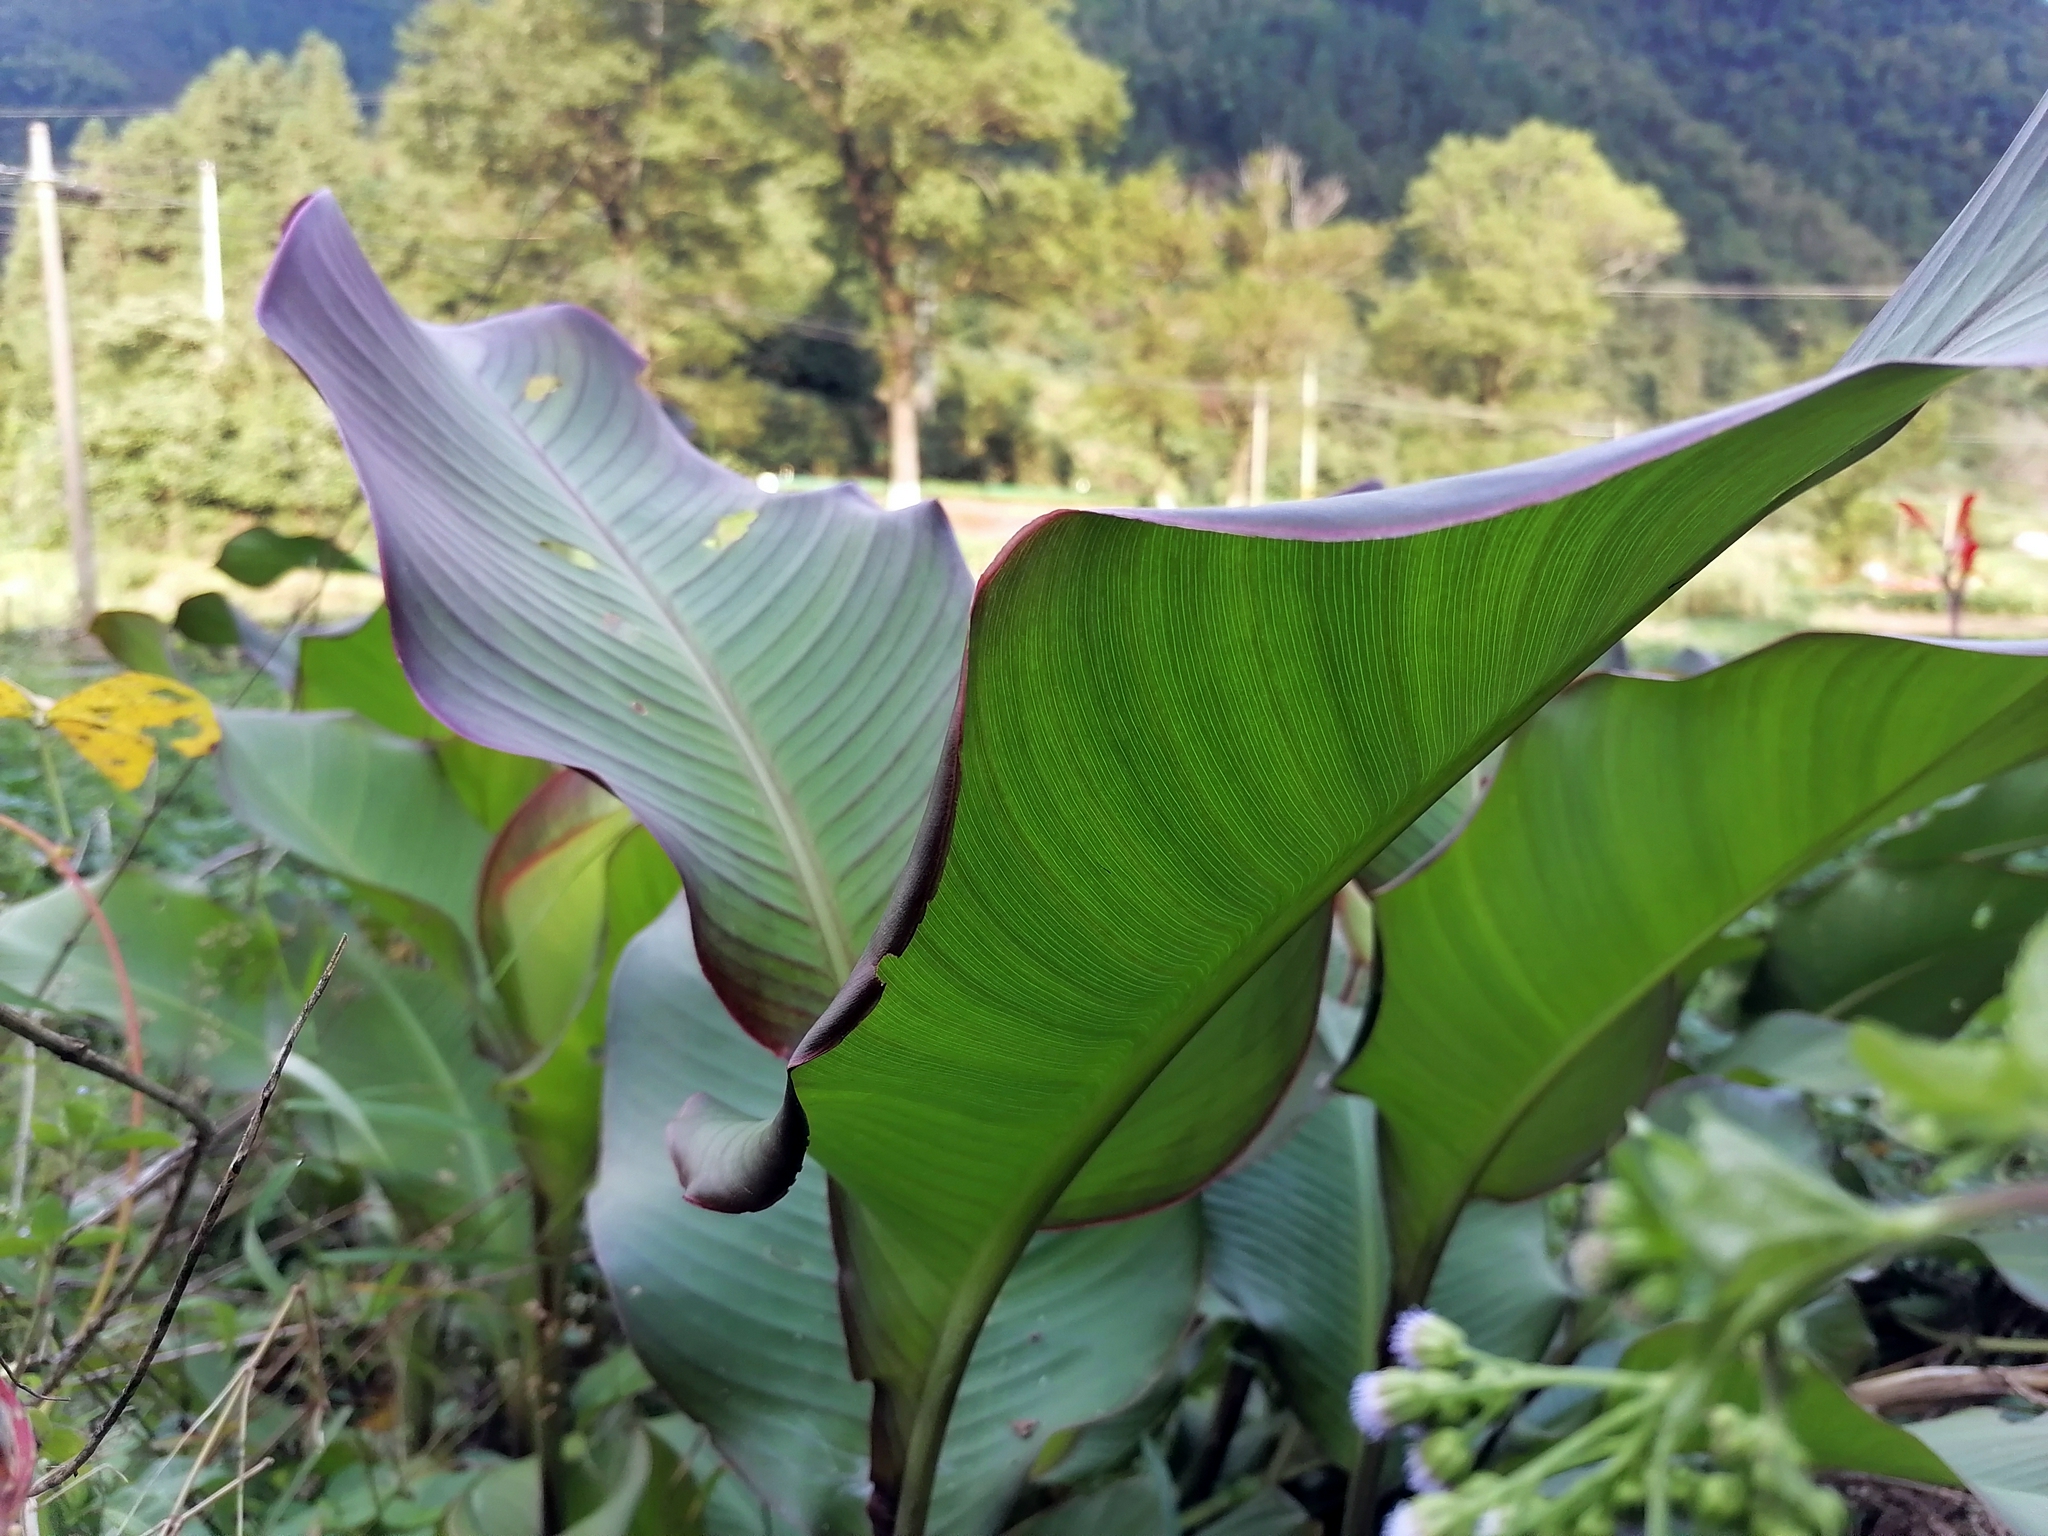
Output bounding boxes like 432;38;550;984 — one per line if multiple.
881;302;921;508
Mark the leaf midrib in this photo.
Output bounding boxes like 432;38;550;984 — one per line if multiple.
491;387;857;987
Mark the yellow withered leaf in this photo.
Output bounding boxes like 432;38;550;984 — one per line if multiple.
0;679;38;722
46;672;222;791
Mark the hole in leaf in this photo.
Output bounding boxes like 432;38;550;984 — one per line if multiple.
523;374;561;403
702;509;758;553
538;539;600;572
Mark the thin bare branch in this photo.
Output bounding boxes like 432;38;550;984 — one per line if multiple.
0;1006;212;1138
1850;1362;2048;1412
40;1136;208;1394
31;938;345;1497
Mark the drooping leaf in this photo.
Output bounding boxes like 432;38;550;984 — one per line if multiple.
215;709;491;937
215;525;367;588
1342;634;2048;1302
586;902;1201;1536
88;610;179;678
1202;1095;1387;1464
257;195;973;1053
677;98;2048;1528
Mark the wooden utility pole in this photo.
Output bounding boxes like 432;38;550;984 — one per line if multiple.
199;159;224;328
1249;380;1271;505
28;122;94;629
1298;360;1319;498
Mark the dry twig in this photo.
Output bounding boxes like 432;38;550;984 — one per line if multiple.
30;939;345;1497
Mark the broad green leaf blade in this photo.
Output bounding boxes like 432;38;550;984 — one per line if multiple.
1912;1410;2048;1535
1047;909;1326;1225
1343;635;2048;1302
1713;1013;1872;1096
216;708;491;935
298;605;447;740
1751;857;2048;1034
0;869;286;1088
588;902;1201;1536
1877;756;2048;866
298;605;553;830
257;196;972;1052
304;931;522;1238
1202;1096;1388;1464
1975;1224;2048;1310
731;100;2048;1524
1004;1450;1175;1536
1201;1491;1317;1536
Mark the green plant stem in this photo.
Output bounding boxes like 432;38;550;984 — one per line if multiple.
35;733;71;848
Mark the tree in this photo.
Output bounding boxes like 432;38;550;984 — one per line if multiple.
1035;149;1384;505
709;0;1126;504
1371;120;1683;405
378;0;837;460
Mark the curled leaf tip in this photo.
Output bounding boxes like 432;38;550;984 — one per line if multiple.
664;1081;808;1213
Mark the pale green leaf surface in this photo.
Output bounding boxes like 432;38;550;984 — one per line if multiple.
1912;1410;2048;1528
1202;1096;1386;1463
1714;1013;1873;1096
216;708;490;934
1428;1200;1570;1364
0;869;285;1087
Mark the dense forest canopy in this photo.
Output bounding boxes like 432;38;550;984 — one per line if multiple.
0;0;2040;584
1075;0;2048;279
2;0;2044;275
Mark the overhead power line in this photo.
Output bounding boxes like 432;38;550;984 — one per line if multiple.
1604;282;1898;300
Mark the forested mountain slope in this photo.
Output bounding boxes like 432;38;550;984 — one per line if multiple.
1073;0;2048;278
2;0;2042;279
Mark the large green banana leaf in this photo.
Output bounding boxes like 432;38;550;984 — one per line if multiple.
636;103;2048;1532
258;203;972;1053
1343;633;2048;1303
255;189;1330;1355
264;94;2048;1533
587;901;1202;1535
